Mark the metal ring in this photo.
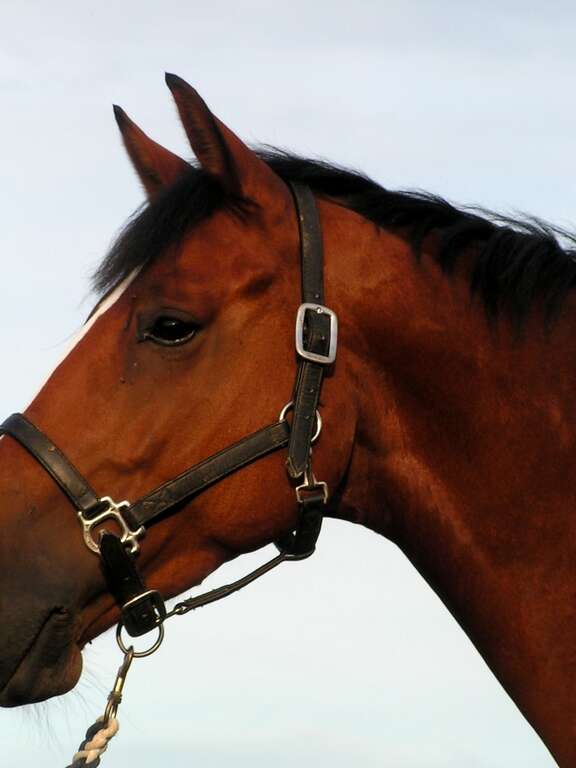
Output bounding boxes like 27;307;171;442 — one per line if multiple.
116;621;165;658
278;400;322;443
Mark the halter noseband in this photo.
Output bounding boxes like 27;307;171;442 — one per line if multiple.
0;182;338;640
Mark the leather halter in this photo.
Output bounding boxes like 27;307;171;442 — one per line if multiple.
0;182;338;638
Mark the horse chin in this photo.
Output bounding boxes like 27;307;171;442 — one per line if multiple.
0;608;82;707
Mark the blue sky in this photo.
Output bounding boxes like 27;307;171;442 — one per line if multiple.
0;1;572;765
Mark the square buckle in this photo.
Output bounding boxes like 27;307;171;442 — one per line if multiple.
121;589;166;637
295;303;338;365
295;479;328;505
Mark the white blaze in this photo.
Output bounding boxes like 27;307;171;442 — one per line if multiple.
26;268;141;406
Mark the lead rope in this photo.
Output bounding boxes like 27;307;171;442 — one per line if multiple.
64;451;327;767
65;626;162;767
64;547;295;766
65;662;126;766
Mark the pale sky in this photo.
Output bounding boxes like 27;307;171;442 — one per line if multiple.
1;1;573;765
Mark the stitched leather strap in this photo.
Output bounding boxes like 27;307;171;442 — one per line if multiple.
286;183;332;478
286;314;332;478
275;492;324;558
0;413;103;516
100;533;166;636
1;413;290;529
291;182;324;304
129;419;290;526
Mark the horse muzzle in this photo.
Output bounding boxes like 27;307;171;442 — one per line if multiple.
0;605;81;706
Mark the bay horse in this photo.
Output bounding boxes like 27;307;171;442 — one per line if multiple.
1;74;575;766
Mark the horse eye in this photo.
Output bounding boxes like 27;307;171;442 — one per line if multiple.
143;316;199;346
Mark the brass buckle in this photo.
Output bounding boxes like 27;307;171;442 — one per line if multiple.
77;496;145;555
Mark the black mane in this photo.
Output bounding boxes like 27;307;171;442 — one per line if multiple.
94;151;576;325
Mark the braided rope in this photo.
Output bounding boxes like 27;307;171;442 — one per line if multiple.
65;717;119;767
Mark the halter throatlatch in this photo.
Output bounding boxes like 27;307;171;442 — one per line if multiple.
0;183;337;766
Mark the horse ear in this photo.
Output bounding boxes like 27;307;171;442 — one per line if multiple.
164;73;287;203
113;105;189;199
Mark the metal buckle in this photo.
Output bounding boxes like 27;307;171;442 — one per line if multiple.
78;496;145;556
295;467;329;505
121;589;166;637
104;646;134;721
295;303;338;365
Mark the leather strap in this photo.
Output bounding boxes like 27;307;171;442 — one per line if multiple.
100;533;166;636
286;183;332;478
291;182;324;304
0;413;103;516
275;492;324;558
286;314;332;478
1;413;290;529
129;419;290;526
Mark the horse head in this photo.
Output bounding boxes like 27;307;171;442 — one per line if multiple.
0;75;358;706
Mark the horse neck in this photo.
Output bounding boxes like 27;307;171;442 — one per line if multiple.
328;214;576;765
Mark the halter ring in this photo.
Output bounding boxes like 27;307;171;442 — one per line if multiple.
279;400;322;443
116;621;164;658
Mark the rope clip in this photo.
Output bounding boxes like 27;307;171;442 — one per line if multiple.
104;646;134;722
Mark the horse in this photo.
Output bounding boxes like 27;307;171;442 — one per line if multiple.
1;73;575;766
